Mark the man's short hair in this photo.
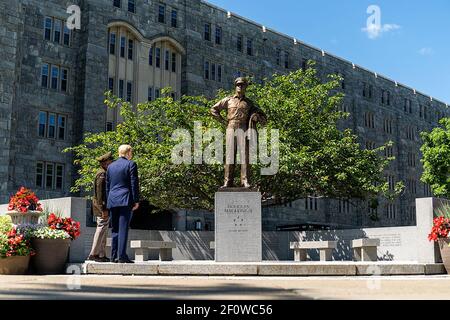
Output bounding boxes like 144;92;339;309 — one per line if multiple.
118;145;132;157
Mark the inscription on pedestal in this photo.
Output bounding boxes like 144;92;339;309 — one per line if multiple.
215;191;262;262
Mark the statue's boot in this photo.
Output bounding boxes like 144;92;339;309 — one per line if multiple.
241;179;251;188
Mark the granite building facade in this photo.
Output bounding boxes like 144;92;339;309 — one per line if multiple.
0;0;447;230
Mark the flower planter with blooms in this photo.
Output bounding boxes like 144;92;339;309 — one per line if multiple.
428;215;450;274
30;213;81;274
0;216;34;275
6;187;43;225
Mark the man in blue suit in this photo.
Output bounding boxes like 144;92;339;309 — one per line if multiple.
106;144;140;263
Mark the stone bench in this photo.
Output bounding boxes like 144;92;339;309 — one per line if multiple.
105;238;176;261
351;238;380;262
290;241;337;262
130;240;176;262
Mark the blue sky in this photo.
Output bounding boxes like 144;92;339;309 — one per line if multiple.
207;0;450;104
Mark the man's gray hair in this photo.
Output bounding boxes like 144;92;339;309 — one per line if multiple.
118;144;132;157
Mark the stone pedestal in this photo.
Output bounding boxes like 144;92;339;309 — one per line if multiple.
214;189;262;262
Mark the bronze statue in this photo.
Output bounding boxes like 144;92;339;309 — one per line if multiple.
211;77;267;188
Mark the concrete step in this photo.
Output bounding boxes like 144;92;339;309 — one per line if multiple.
80;261;447;276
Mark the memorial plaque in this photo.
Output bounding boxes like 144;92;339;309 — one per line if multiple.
215;191;262;262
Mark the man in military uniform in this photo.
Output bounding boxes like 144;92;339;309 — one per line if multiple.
87;152;114;262
211;77;267;188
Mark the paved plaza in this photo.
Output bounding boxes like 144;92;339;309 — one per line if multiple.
1;275;450;300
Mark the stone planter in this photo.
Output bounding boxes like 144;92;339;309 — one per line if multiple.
0;255;30;275
31;238;70;274
6;210;43;225
439;238;450;274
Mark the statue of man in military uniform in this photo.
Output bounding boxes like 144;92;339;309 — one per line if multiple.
210;77;267;188
87;152;114;262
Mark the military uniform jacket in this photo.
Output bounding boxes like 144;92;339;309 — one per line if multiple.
92;168;107;217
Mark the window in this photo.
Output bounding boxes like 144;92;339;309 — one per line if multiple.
171;10;177;28
407;178;417;195
386;204;396;220
406;125;416;140
63;25;70;46
53;19;61;43
215;26;222;45
48;113;56;139
211;63;216;81
385;145;394;157
171;52;176;72
43;166;55;190
38;111;47;137
37;162;65;190
51;66;59;90
204;23;211;41
237;34;243;52
113;0;121;8
61;68;68;92
420;105;428;120
119;79;124;98
301;58;307;71
383;118;393;134
109;32;116;55
165;50;170;70
218;65;222;82
108;77;114;93
204;61;210;79
148;87;153;101
284;52;289;69
41;64;49;88
128;0;135;13
275;48;281;66
423;183;432;196
106;122;114;132
407;152;416;167
246;39;253;56
305;196;318;211
120;36;126;57
128;39;133;60
44;17;52;40
365;141;376;150
386;175;395;191
149;46;153;65
338;199;351;214
57;115;66;140
55;164;64;190
364;112;375;129
36;162;44;188
126;81;132;102
362;82;373;98
155;48;161;68
404;98;412;113
158;4;165;23
155;88;160;99
381;90;391;105
38;112;66;140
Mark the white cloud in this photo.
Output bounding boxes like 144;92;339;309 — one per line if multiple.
362;23;401;40
418;47;434;56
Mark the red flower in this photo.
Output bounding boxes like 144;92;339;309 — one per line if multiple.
47;213;81;240
428;216;450;242
8;187;42;214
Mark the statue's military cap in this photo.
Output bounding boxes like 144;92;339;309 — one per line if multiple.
234;77;249;86
96;152;113;163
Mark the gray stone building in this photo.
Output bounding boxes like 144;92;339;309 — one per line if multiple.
0;0;447;230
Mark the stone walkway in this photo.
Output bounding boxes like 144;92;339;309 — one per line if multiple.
0;275;449;300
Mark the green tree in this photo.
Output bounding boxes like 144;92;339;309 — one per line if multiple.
65;65;402;211
421;118;450;197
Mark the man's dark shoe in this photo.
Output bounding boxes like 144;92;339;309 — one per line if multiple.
112;258;119;263
95;256;111;263
86;255;98;261
118;258;134;264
